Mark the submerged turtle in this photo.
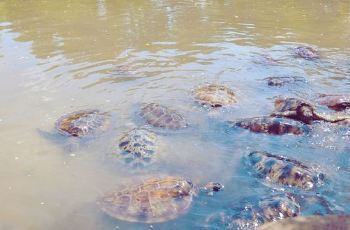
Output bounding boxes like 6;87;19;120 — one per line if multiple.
140;103;188;129
115;128;158;168
97;176;223;223
258;215;350;230
193;84;237;107
295;46;319;60
252;55;281;66
246;151;324;190
264;76;305;87
316;94;350;111
206;193;300;230
230;117;309;135
271;97;350;124
55;109;110;137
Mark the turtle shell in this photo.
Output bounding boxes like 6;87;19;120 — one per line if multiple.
316;94;350;111
55;110;109;137
140;103;188;129
264;76;305;87
97;176;194;223
232;117;308;135
206;194;300;230
258;215;350;230
193;84;237;107
117;128;158;167
295;46;319;60
246;151;323;190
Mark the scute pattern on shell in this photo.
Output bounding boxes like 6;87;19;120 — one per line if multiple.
193;84;237;107
140;103;188;129
295;46;319;60
55;109;109;137
246;151;323;190
97;176;194;223
118;128;158;167
233;117;308;135
206;194;300;230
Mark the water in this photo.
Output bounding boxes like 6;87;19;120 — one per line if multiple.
0;0;349;229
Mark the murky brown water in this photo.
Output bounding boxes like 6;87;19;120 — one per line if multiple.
0;1;350;229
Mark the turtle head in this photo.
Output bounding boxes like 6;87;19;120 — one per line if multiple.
203;182;224;193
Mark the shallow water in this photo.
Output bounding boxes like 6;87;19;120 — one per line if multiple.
0;0;349;229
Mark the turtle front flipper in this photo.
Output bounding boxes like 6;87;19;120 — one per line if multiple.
314;112;350;123
199;182;224;196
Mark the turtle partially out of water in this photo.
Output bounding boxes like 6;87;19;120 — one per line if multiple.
55;109;110;137
258;215;350;230
295;46;319;60
231;117;309;135
193;84;237;107
246;151;324;190
206;193;300;230
271;97;350;124
97;176;223;223
316;94;350;111
264;76;305;87
116;128;158;168
140;103;188;129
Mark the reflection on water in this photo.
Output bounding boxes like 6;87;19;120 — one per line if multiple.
0;0;349;229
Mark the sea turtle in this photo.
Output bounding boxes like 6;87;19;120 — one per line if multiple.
252;55;281;66
230;117;309;135
55;109;110;137
115;128;158;168
258;215;350;230
295;46;319;60
193;84;237;108
139;103;188;129
271;97;350;124
205;193;300;230
97;176;223;223
316;94;350;111
245;151;324;190
264;76;305;87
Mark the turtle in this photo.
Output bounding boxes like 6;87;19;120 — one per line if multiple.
139;103;188;129
230;116;309;135
252;55;281;66
193;84;237;108
271;97;350;124
205;193;300;230
38;109;110;151
316;94;350;111
294;46;319;60
115;128;158;168
263;76;305;87
97;176;223;223
245;151;325;190
55;109;110;137
257;215;350;230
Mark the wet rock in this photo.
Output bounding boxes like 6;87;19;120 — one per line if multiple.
295;46;319;60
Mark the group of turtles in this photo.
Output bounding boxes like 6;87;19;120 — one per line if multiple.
49;46;350;228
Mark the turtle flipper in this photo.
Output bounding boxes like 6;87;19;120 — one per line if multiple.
314;112;350;123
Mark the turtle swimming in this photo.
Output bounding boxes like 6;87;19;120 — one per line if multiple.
295;46;319;60
264;76;305;87
55;109;110;137
230;117;309;135
246;151;324;190
206;193;300;230
140;103;188;129
97;176;223;223
193;84;237;107
116;128;158;168
316;94;350;111
271;97;350;124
